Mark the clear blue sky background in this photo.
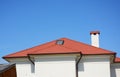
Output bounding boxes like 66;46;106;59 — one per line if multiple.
0;0;120;63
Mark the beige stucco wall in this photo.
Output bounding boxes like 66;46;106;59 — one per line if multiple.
78;55;111;77
34;55;77;77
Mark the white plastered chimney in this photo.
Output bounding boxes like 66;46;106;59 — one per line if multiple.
90;31;100;47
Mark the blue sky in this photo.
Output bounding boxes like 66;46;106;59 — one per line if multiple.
0;0;120;63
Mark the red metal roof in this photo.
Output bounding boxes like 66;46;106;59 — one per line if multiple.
3;38;120;62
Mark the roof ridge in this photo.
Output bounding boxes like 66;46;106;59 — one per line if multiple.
63;38;115;53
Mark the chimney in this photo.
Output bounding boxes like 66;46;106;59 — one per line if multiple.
90;31;100;47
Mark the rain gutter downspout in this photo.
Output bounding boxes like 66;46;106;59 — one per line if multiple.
76;53;82;77
28;55;34;65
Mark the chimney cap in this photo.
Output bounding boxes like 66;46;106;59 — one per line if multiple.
90;31;100;35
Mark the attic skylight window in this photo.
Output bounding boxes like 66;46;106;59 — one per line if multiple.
56;40;64;45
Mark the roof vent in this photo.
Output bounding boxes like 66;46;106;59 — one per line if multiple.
56;40;64;45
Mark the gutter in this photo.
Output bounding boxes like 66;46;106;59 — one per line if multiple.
76;53;82;77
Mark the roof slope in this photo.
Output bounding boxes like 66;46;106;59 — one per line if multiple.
3;38;115;58
0;64;15;73
115;57;120;63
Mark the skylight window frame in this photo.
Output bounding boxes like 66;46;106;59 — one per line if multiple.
56;40;64;45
